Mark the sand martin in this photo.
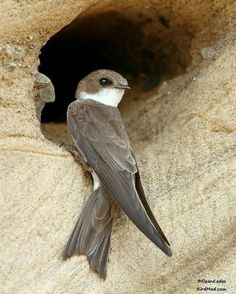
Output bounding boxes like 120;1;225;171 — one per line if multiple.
63;69;172;279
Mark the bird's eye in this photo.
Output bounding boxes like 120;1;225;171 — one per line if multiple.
99;78;112;86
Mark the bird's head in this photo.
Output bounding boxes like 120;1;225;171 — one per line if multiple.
75;69;130;107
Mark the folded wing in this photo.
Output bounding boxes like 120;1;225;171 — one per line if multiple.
67;100;172;256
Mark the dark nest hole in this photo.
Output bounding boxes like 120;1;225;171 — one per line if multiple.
39;3;192;122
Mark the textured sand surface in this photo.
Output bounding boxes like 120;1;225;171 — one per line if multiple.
0;0;236;293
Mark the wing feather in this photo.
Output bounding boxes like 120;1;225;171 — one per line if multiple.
67;100;172;256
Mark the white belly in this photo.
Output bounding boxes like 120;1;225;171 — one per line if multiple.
92;171;101;191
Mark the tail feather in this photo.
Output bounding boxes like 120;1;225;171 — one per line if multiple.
63;186;115;279
87;221;113;279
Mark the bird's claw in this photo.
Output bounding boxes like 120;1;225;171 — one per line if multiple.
61;142;92;172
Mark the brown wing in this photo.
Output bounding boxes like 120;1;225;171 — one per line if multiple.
135;170;170;246
67;99;172;256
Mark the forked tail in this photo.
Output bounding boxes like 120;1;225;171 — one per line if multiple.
63;186;116;279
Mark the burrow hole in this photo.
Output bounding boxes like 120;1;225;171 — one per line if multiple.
39;1;197;127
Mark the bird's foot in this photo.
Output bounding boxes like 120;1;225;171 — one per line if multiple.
61;142;93;172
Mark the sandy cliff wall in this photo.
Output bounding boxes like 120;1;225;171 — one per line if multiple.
0;0;236;293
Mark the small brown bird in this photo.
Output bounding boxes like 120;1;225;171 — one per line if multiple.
63;69;172;279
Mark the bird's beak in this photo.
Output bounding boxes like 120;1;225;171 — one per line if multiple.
114;83;131;90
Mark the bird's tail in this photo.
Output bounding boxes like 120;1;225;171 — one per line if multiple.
63;186;116;279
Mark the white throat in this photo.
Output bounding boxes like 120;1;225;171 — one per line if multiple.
77;88;125;107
